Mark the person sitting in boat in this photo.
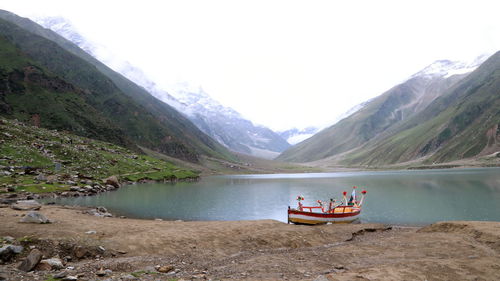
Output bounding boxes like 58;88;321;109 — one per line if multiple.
317;200;325;212
328;198;336;213
296;195;304;211
348;186;357;206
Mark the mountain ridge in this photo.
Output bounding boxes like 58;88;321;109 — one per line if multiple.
0;10;234;162
278;53;497;165
34;15;290;159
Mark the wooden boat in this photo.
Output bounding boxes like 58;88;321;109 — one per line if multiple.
287;188;366;225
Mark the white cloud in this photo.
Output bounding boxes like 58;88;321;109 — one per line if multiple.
1;0;499;131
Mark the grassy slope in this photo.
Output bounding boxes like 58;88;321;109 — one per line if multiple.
0;118;198;194
278;75;462;163
341;51;500;165
0;11;235;163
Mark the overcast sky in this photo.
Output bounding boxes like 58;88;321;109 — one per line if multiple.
1;0;499;131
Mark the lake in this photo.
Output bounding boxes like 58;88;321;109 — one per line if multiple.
50;168;500;225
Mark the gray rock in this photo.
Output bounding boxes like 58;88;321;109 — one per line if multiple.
18;249;43;272
40;257;64;269
10;200;42;211
2;236;15;243
19;211;51;224
35;174;47;181
121;274;138;280
313;275;331;281
62;276;78;281
0;245;23;262
53;270;69;278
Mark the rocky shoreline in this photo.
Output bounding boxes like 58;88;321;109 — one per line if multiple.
0;162;200;205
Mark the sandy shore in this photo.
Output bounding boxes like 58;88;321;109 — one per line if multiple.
1;205;499;281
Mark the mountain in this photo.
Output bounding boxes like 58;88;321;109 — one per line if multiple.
33;16;290;159
278;54;495;165
278;127;318;145
0;10;234;163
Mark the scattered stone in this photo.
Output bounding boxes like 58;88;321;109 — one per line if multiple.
2;236;15;243
10;200;42;211
35;261;52;271
85;230;96;235
84;207;112;218
0;245;23;262
40;257;64;270
121;274;138;280
104;176;121;189
313;275;331;281
98;246;106;252
96;268;107;276
54;270;69;279
62;275;78;281
34;174;47;181
157;265;174;273
18;249;43;272
19;211;51;224
74;246;87;259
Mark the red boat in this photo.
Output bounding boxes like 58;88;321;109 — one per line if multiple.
287;187;367;225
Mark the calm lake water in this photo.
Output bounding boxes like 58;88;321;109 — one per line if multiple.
50;168;500;225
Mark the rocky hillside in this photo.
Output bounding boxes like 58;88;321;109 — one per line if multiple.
278;53;498;166
0;118;198;197
0;10;234;163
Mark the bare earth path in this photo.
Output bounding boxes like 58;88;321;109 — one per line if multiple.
1;205;499;280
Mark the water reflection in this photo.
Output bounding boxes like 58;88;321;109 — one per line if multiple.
51;168;500;225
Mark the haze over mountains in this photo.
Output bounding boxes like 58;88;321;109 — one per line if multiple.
0;10;233;163
278;52;500;166
33;16;291;159
0;9;498;168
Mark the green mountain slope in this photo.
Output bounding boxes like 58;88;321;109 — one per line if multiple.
278;69;465;163
0;11;234;162
279;52;500;166
0;118;198;195
343;51;500;165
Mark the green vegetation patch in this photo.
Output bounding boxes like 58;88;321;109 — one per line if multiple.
0;118;199;194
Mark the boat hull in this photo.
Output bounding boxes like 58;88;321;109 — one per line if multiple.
288;208;361;225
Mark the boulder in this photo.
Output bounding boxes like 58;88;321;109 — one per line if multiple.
10;200;42;211
19;211;51;224
18;249;43;272
104;176;121;189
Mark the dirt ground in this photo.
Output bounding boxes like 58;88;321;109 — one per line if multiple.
1;205;499;281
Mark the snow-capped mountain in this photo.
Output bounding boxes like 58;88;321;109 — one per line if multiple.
278;127;318;145
35;16;290;159
410;54;491;80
